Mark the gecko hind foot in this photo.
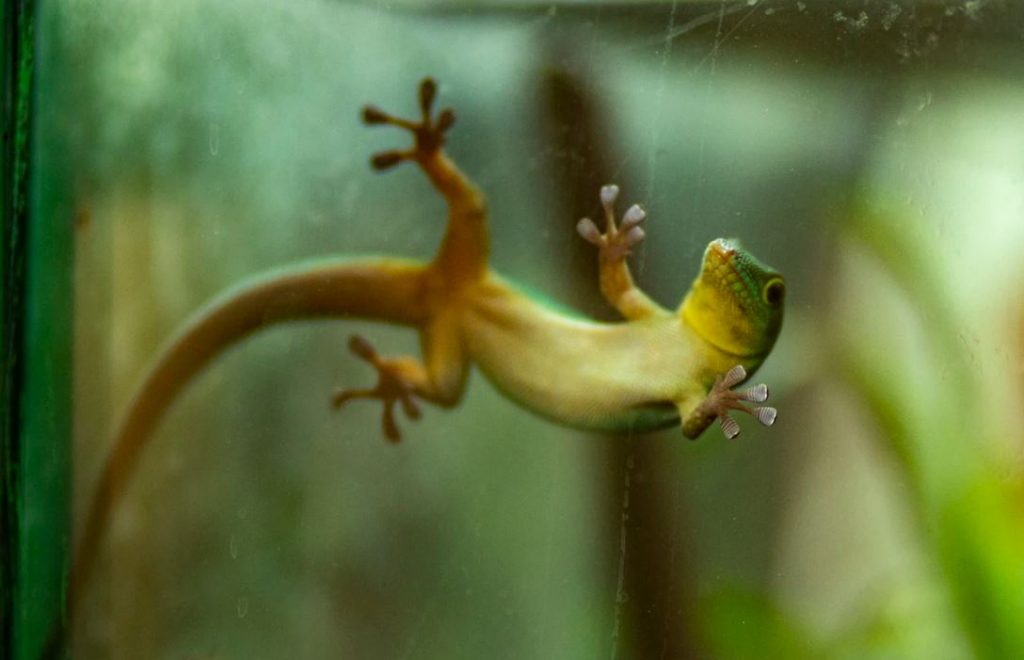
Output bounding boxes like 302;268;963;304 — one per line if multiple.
331;334;422;442
693;365;776;440
361;77;456;171
576;184;647;262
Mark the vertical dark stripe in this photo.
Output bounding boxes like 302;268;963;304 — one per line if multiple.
538;47;702;659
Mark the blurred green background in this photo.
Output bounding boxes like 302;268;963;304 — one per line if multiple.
23;0;1024;657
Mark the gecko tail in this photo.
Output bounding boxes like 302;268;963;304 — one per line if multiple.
64;256;431;634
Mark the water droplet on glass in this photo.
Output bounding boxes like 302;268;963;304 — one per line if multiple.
237;597;249;618
209;123;220;156
229;534;239;559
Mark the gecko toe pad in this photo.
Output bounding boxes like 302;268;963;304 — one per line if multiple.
600;184;620;207
577;217;602;244
621;204;646;231
753;406;777;426
370;150;412;171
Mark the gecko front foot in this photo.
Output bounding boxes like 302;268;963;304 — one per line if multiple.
684;365;776;440
576;184;647;263
331;335;423;442
361;77;456;171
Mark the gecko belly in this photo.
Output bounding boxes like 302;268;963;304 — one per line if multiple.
460;277;696;433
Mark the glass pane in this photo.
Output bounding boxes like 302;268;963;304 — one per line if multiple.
23;0;1024;658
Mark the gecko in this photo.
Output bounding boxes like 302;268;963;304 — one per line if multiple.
64;77;785;633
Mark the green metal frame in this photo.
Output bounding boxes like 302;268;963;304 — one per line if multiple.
2;0;30;656
3;0;73;658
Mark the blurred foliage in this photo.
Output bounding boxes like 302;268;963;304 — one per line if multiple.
837;196;1024;659
701;587;818;658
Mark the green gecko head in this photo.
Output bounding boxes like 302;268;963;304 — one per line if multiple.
680;238;785;357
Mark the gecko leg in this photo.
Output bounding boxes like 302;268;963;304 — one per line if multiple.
331;315;468;442
577;184;667;320
362;78;489;283
681;365;777;440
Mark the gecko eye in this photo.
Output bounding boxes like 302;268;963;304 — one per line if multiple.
763;279;785;307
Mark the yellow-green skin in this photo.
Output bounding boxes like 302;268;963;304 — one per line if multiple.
466;239;784;433
65;80;785;629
